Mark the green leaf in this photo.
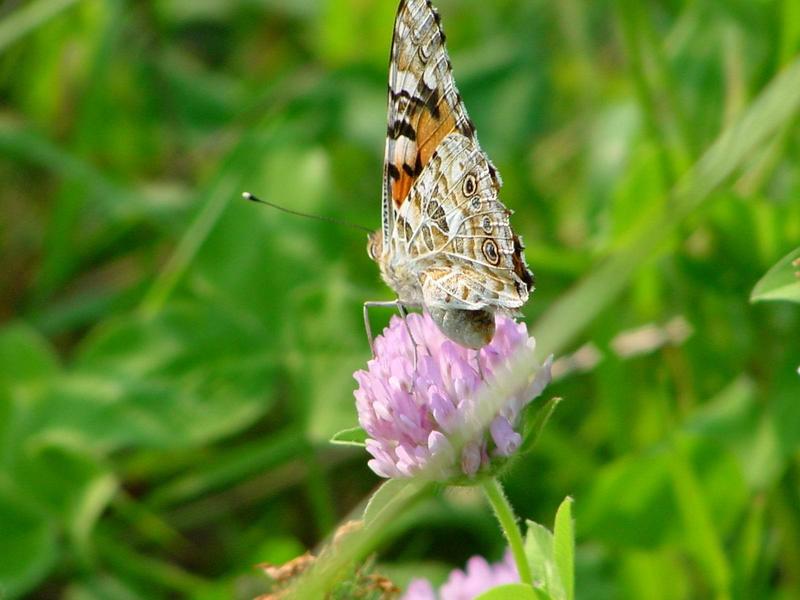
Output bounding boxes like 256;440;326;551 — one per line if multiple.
474;583;542;600
330;426;368;447
50;303;275;451
525;521;563;599
751;246;800;303
14;441;112;523
363;479;420;526
524;498;576;600
69;471;118;563
0;322;59;385
520;397;562;454
0;323;61;456
0;485;58;597
553;497;575;600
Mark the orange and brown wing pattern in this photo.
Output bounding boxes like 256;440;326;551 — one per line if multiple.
381;0;478;245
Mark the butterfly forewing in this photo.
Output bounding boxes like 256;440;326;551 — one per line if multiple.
383;0;481;243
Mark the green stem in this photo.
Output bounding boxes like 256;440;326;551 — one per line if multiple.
481;477;533;587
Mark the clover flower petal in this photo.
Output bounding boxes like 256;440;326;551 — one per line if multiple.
354;312;552;479
402;550;519;600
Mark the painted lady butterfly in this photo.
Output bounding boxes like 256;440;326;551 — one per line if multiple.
366;0;534;349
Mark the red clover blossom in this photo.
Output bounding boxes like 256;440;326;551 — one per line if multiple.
354;312;552;479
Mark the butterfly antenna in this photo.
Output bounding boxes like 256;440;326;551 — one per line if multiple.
242;192;372;234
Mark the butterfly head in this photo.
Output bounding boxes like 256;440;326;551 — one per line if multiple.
367;230;383;263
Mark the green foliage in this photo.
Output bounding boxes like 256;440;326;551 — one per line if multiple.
525;497;575;600
329;426;368;447
1;0;800;598
751;247;800;303
475;583;545;600
553;498;575;600
519;397;562;455
363;479;421;527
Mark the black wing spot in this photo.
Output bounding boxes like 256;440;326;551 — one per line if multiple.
389;120;417;141
424;87;441;119
462;173;478;197
512;235;534;292
416;76;436;102
482;239;500;265
514;279;527;297
461;118;476;138
391;89;438;118
487;164;501;186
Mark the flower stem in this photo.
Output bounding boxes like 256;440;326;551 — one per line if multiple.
481;476;533;587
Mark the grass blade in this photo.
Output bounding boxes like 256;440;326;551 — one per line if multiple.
0;0;79;54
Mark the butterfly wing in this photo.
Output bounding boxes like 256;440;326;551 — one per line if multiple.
392;132;533;312
379;0;533;321
381;0;482;251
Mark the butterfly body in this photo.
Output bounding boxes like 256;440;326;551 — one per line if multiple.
369;0;533;349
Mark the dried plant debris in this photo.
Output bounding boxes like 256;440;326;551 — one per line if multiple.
256;551;399;600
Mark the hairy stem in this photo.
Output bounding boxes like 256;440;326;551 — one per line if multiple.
481;477;533;587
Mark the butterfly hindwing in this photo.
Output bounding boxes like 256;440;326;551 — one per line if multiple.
393;133;531;311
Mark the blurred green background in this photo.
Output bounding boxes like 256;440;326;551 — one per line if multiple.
1;0;800;598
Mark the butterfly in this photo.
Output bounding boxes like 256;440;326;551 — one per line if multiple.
366;0;534;350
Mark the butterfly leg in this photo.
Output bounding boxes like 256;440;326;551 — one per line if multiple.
363;300;421;379
395;300;419;373
474;349;485;380
364;301;389;355
363;300;407;355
